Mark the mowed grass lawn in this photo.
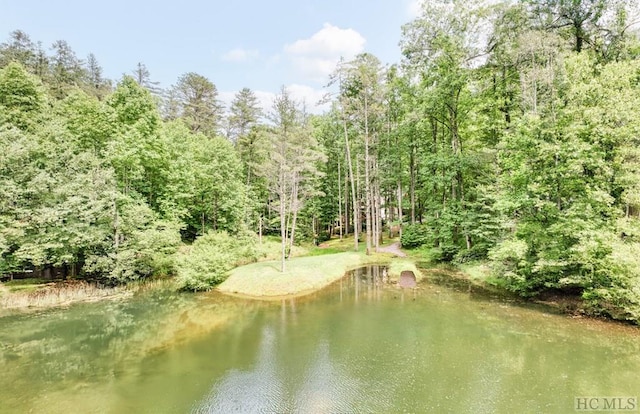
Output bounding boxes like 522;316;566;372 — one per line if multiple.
217;250;422;299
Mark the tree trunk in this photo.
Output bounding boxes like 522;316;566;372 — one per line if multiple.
342;115;359;250
364;106;372;256
575;23;584;53
397;181;403;238
285;174;295;258
287;180;299;259
338;158;343;240
113;198;120;250
279;163;287;273
374;171;382;251
344;173;350;236
409;140;416;224
356;155;363;237
395;119;403;238
280;196;286;272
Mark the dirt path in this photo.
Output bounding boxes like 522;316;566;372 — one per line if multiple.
377;242;407;257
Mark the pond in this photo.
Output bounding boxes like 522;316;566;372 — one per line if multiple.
0;266;639;413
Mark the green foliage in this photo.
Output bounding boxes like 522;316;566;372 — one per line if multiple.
0;62;45;131
83;199;181;283
0;56;192;285
489;54;640;306
57;90;116;154
228;87;262;144
108;76;159;129
0;30;37;69
106;76;171;211
3;22;640;324
0;123;114;271
170;72;222;137
580;246;640;322
400;224;430;249
158;120;246;236
176;231;258;291
488;238;533;295
579;223;640;322
48;40;86;99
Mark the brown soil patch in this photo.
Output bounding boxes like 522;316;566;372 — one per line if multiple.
398;271;417;288
377;242;407;257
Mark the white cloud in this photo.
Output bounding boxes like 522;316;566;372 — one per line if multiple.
285;23;365;57
221;48;260;63
284;23;366;82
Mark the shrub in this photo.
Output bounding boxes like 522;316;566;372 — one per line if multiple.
581;239;640;323
83;208;182;285
488;238;533;295
400;224;430;249
316;231;331;244
453;245;486;263
176;230;257;291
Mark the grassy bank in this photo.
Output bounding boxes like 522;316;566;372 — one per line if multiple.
0;236;416;310
217;248;422;299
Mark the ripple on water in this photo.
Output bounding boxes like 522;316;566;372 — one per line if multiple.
2;266;640;414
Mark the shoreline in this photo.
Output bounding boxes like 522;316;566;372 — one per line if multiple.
0;279;175;314
3;243;636;327
421;264;640;327
216;251;422;300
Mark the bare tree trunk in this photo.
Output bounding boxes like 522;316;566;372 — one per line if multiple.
338;158;343;240
395;120;403;239
397;181;403;238
279;166;287;273
285;174;296;258
344;172;350;236
287;181;299;259
357;157;363;237
113;198;120;250
212;199;218;231
342;115;359;251
343;177;351;237
364;95;372;256
201;192;206;235
410;141;416;224
280;201;286;272
375;170;382;250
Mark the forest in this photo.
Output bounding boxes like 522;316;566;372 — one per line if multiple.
2;0;640;322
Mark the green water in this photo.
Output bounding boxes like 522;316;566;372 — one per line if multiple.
1;267;639;414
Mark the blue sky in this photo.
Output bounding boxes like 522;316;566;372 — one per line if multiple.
1;0;423;112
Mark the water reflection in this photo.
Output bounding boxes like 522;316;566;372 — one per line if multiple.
1;266;639;414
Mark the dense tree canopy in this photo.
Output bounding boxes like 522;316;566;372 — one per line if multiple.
1;1;640;320
0;55;245;285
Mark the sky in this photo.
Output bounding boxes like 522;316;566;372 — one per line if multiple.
1;0;424;113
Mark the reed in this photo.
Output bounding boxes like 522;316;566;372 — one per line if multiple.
0;281;130;309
